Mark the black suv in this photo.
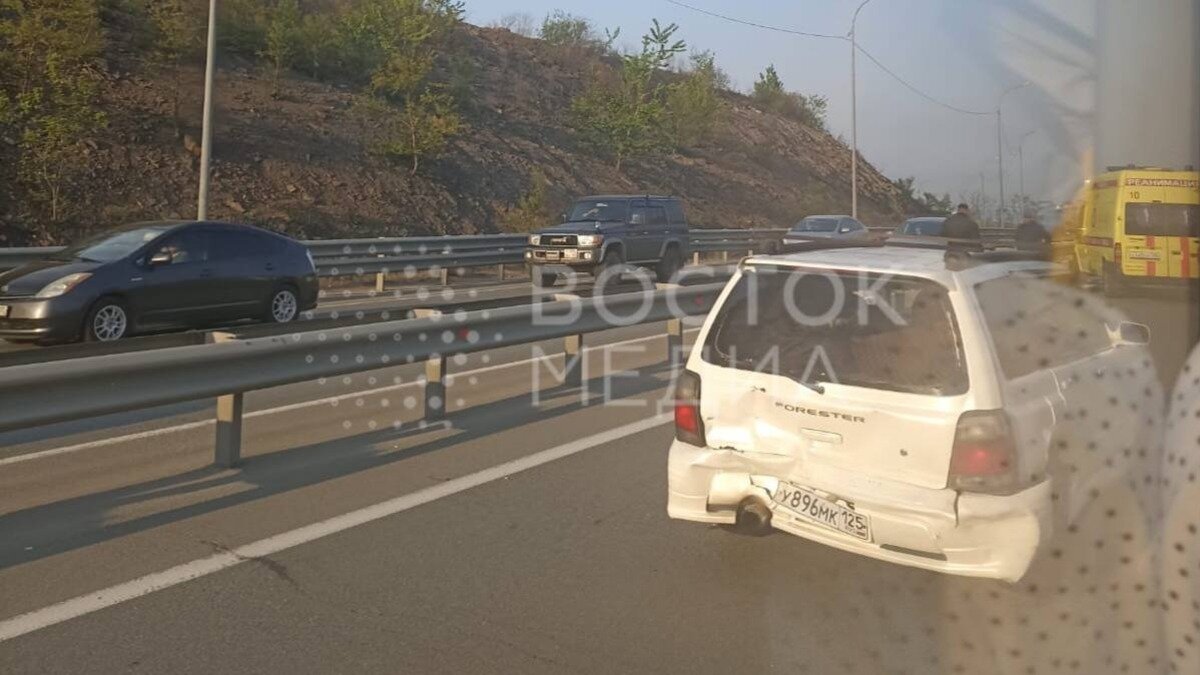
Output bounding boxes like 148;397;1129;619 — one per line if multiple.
524;195;690;286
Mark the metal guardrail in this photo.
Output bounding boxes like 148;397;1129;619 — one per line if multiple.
0;231;787;276
0;282;725;466
0;228;1018;276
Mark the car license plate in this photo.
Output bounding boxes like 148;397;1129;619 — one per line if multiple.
563;248;579;260
545;250;560;261
772;482;872;542
0;305;8;318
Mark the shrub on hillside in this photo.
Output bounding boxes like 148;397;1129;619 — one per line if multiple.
665;51;727;147
752;64;828;131
0;0;107;225
570;19;685;171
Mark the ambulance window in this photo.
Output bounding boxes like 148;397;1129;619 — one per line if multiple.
1125;203;1200;237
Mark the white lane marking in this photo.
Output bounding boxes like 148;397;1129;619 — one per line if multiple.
0;414;670;642
0;329;699;466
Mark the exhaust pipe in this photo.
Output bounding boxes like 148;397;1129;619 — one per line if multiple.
734;499;773;536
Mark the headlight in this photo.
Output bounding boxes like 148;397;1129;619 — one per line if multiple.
577;234;603;247
36;272;92;298
528;235;541;246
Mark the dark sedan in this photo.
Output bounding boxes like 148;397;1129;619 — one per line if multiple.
0;221;319;344
897;217;946;236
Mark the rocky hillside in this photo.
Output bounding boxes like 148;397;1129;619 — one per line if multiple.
0;14;908;246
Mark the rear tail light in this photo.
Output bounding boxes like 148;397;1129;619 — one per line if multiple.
673;370;706;447
948;410;1018;494
1113;242;1122;263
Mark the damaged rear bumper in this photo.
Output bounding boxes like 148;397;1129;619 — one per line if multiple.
667;440;1051;582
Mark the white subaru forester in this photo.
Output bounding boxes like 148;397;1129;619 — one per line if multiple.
667;244;1156;582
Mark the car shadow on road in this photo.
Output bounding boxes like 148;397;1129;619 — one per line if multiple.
0;363;678;570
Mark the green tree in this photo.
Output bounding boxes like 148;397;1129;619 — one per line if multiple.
0;0;107;224
145;0;201;125
538;10;618;53
363;90;461;174
665;50;726;147
500;168;551;232
752;64;828;130
350;0;465;173
570;19;686;170
753;64;785;102
264;0;303;94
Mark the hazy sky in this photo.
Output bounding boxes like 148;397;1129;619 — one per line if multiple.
465;0;1199;208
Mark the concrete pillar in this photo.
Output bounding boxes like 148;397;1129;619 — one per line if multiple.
564;334;583;388
425;353;447;421
667;318;684;369
209;332;243;468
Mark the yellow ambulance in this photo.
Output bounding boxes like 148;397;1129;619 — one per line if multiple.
1056;166;1199;293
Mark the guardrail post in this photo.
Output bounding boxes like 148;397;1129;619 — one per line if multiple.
425;353;447;421
209;332;243;468
667;318;684;369
375;271;386;293
692;251;700;265
564;334;583;388
439;267;449;286
721;250;728;263
497;263;506;280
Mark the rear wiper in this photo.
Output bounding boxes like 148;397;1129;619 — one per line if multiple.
792;377;826;395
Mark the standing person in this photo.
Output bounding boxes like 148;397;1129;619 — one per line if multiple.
942;203;981;240
1015;214;1052;252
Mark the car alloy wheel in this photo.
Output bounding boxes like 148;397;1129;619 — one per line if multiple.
91;304;127;342
271;289;298;323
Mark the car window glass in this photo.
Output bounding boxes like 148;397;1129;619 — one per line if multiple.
630;206;649;226
566;200;628;223
665;201;685;225
793;217;839;232
975;275;1115;379
209;230;274;261
153;230;207;265
701;265;968;396
647;206;668;227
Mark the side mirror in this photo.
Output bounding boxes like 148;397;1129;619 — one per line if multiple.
148;250;172;266
560;212;568;222
1117;321;1150;345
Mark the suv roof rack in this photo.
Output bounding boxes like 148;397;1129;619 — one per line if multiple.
775;239;884;255
942;248;1051;271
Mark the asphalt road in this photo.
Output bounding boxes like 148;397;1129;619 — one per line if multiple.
0;281;1194;673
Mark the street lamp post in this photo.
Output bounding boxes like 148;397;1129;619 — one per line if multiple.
848;0;872;220
1017;130;1035;206
197;0;218;220
995;81;1029;228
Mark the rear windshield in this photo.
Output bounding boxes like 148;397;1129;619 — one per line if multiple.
792;217;840;233
901;219;944;236
567;200;629;223
701;266;967;395
1124;202;1200;237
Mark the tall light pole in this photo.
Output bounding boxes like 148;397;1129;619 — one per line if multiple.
995;81;1029;228
1017;130;1035;212
848;0;872;220
197;0;218;220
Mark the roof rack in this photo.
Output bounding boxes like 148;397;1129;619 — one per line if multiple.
775;239;884;255
943;247;1052;271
